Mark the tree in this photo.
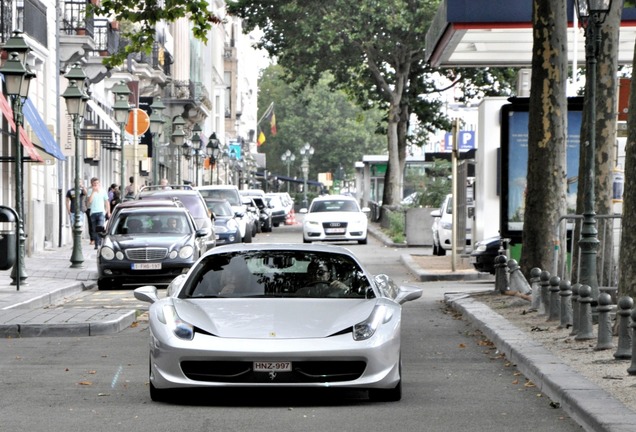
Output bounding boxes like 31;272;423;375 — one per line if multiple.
256;65;386;184
91;0;221;68
519;0;568;275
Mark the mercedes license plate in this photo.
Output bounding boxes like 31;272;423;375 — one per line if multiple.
253;361;292;372
132;263;162;270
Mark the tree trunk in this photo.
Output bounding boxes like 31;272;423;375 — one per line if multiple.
519;0;568;275
618;38;636;299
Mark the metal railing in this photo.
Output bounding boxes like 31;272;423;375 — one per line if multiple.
553;214;622;289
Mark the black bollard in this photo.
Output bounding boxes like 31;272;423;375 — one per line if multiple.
494;254;508;294
575;285;595;341
614;296;633;360
539;270;551;316
558;279;572;329
595;293;614;351
547;276;561;322
569;283;580;337
627;307;636;375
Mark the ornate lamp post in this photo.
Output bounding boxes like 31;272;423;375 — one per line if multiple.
574;0;612;300
62;64;89;268
149;97;166;185
1;31;36;289
112;81;131;196
299;143;314;208
206;132;221;185
171;116;186;184
281;149;295;193
190;123;202;186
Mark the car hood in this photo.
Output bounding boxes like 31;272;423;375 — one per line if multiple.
107;233;190;249
305;211;367;223
171;298;379;338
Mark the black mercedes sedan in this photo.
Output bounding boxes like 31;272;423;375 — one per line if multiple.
97;204;211;290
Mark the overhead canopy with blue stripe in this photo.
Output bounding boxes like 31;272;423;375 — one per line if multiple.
22;98;65;160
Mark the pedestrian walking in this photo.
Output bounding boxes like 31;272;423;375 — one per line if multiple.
124;176;136;199
87;177;111;249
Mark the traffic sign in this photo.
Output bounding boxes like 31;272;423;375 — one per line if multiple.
125;108;150;135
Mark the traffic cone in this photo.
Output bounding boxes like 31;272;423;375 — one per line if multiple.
286;209;297;225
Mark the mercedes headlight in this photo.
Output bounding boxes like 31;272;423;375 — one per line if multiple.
100;247;115;260
179;245;194;259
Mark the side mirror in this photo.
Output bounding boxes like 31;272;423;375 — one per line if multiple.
430;209;441;218
134;285;160;304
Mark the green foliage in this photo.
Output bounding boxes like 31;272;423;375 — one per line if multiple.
402;159;451;208
90;0;221;68
387;210;405;244
258;65;386;181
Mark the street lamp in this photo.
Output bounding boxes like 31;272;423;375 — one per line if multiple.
299;143;314;208
171;116;186;184
149;97;166;185
575;0;612;301
206;132;221;185
1;32;36;289
190;124;203;186
62;64;89;268
280;149;295;193
112;81;131;197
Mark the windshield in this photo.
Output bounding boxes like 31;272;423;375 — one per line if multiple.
182;251;372;299
309;199;359;213
198;189;242;206
110;211;192;235
206;201;233;217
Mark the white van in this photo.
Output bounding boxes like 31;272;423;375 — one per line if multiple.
430;194;472;256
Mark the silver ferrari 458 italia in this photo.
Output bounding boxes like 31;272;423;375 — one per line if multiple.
134;243;422;402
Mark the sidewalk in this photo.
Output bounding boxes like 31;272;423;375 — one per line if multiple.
0;239;135;337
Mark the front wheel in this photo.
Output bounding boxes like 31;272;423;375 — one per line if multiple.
242;225;253;243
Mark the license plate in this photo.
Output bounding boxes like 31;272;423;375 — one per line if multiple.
131;263;162;270
253;361;292;372
325;228;346;234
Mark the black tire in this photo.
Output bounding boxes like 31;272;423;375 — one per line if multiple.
149;358;171;402
303;237;310;243
97;278;119;290
358;237;368;245
243;225;253;243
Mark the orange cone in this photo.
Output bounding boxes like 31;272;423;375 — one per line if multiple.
286;209;297;225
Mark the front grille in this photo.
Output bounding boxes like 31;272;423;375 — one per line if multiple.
125;247;167;261
181;360;366;383
322;221;348;236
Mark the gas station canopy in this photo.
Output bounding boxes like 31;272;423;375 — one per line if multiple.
425;0;636;68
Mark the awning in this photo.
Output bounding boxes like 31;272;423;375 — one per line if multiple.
86;100;120;139
22;98;65;160
425;0;636;67
0;92;43;162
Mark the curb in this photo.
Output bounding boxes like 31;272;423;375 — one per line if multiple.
445;293;636;432
3;281;94;310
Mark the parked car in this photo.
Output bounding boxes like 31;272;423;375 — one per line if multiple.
136;185;216;249
251;196;273;232
241;196;261;236
470;236;501;274
264;193;287;227
204;198;241;245
97;202;211;290
300;195;370;244
267;192;294;224
430;194;472;256
133;243;422;402
196;185;253;242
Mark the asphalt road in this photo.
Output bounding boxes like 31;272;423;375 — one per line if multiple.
0;224;583;432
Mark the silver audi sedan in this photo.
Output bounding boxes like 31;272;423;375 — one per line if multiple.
134;243;422;403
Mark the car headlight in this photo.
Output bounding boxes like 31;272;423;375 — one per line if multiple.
179;245;194;259
353;305;390;341
440;221;452;230
475;243;488;252
158;304;194;340
101;247;115;260
116;251;125;260
227;219;238;230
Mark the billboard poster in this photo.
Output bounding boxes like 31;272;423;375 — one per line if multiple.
500;98;583;242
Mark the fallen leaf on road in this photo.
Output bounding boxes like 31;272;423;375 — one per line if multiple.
78;381;92;386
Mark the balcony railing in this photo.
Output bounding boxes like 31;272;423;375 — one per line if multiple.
90;18;119;56
62;0;94;37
